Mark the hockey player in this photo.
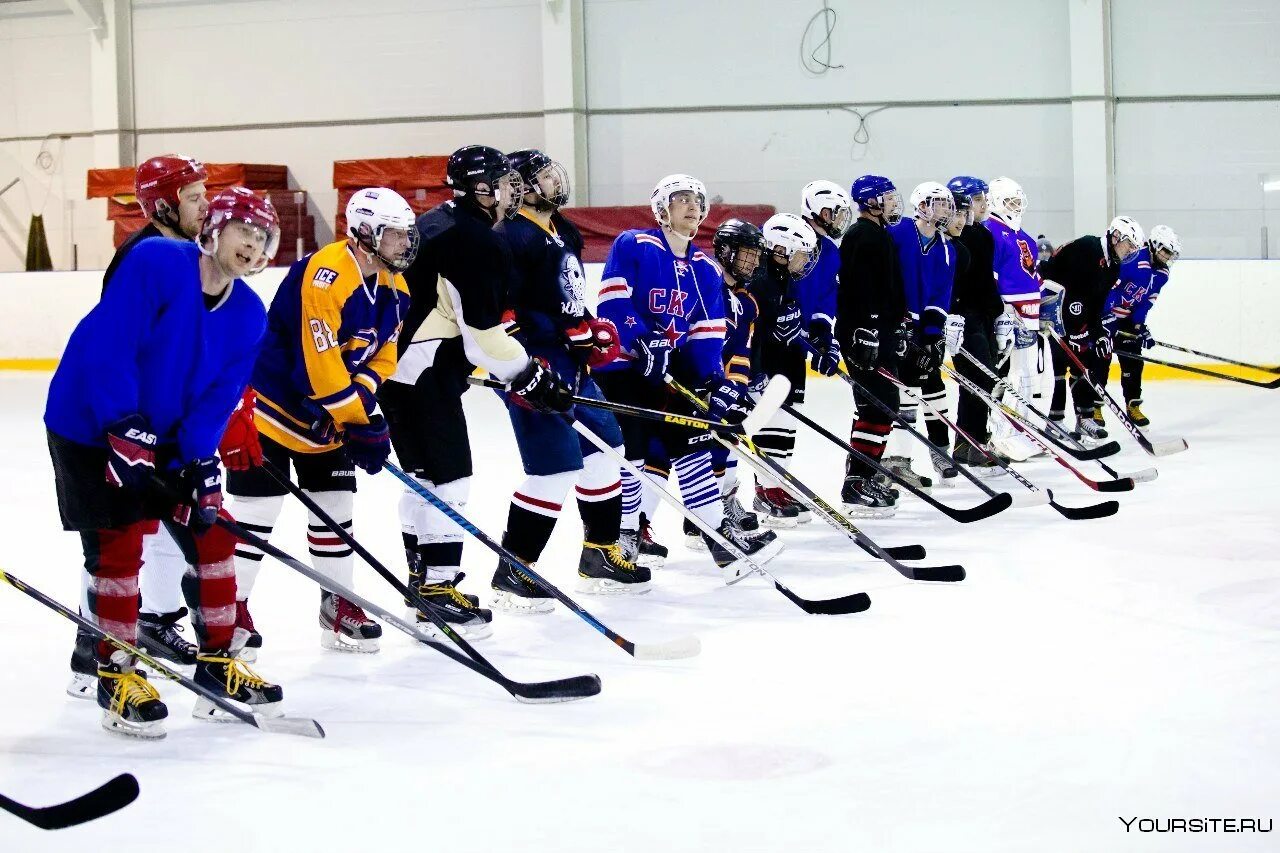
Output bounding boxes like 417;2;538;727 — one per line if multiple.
1108;225;1182;426
836;175;906;517
983;176;1043;461
932;188;973;483
44;187;283;738
945;176;1007;473
381;145;572;627
751;182;848;524
68;155;212;696
1038;216;1144;442
490;148;645;608
594;174;781;574
226;188;416;655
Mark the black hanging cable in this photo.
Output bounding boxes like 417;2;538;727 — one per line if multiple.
801;1;843;74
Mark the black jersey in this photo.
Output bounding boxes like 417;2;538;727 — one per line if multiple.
836;218;905;357
951;223;1002;321
497;209;587;351
102;222;165;295
1037;235;1118;337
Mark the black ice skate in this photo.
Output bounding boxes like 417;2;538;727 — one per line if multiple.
929;444;958;486
840;475;898;519
68;627;97;700
137;608;198;666
882;455;933;491
234;599;262;662
637;513;668;568
98;649;168;739
319;591;382;653
577;542;651;595
192;628;283;721
722;492;760;532
752;485;802;528
702;519;782;585
491;558;555;614
1072;407;1108;444
683;518;707;552
952;442;1007;478
1126;399;1150;427
412;571;494;639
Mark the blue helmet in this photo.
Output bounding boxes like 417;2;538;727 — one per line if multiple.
850;174;896;208
947;176;989;197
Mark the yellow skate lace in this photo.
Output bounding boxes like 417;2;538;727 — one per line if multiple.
199;653;269;696
586;541;638;574
418;581;473;609
101;667;162;718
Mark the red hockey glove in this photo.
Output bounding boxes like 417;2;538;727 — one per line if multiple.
218;388;263;472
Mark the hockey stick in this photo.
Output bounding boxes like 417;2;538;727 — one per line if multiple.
1048;331;1191;456
663;374;963;582
214;514;600;702
560;401;871;616
1148;337;1280;373
0;568;325;738
863;368;1119;521
1119;351;1280;389
0;774;138;830
386;463;701;659
938;363;1136;493
780;401;1011;523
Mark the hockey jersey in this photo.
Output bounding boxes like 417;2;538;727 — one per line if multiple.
1104;247;1167;324
984;214;1041;325
723;283;760;386
102;222;164;295
595;228;727;383
45;238;265;464
790;232;839;336
888;219;956;340
836;218;906;361
951;223;1002;321
1037;235;1118;337
252;240;410;453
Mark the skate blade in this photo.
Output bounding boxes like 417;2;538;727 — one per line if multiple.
193;696;283;722
490;590;555;615
101;712;166;739
840;503;898;520
405;610;495;641
575;576;652;596
794;510;814;523
962;465;1007;479
685;535;709;553
67;673;97;701
636;554;667;569
722;562;762;585
757;513;799;529
319;629;380;654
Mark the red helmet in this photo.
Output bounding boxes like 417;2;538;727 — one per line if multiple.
134;155;208;225
200;187;280;274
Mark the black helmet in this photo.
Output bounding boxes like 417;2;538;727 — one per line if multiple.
713;218;765;282
507;148;570;209
445;145;522;221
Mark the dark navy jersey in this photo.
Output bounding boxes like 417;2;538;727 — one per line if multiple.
498;209;588;351
836;217;906;353
1038;235;1117;337
951;223;1002;321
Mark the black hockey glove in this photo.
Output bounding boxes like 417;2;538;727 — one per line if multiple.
1066;330;1092;358
173;456;222;535
512;357;574;413
346;415;391;475
705;378;751;425
772;300;803;345
906;337;945;375
809;322;842;377
848;327;879;372
633;329;673;384
105;414;157;491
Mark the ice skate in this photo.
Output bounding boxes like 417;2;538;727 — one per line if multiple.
577;542;651;595
234;599;262;662
752;485;801;528
67;628;97;700
192;628;283;721
952;442;1006;477
319;591;381;653
411;572;493;640
929;444;958;486
137;608;197;666
702;520;781;585
491;559;555;614
98;649;168;739
883;454;933;491
1127;399;1150;428
840;475;898;519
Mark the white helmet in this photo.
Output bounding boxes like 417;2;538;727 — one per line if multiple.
988;176;1028;231
762;213;818;278
650;173;708;229
1106;215;1145;261
346;187;419;272
801;179;854;239
1148;224;1182;264
908;181;955;228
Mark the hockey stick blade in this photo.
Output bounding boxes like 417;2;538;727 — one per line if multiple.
1150;437;1190;456
1063;440;1121;460
1009;490;1050;508
510;674;603;704
0;774;139;830
782;585;873;615
941;491;1013;523
1122;467;1159;484
742;375;792;436
252;714;326;739
629;635;703;661
908;564;967;583
1048;491;1119;520
1094;476;1136;493
884;544;926;561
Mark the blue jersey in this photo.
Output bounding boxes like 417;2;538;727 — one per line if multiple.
1104;247;1166;324
984;214;1041;325
888;219;956;339
595;228;726;382
722;283;760;386
791;233;839;336
45;238;266;464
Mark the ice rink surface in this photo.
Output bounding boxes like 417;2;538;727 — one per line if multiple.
1;370;1277;852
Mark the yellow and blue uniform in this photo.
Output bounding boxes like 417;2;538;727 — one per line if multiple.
252;240;410;453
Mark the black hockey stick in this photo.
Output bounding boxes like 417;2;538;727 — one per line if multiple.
0;568;325;738
1049;331;1191;456
0;774;138;830
781;401;1011;523
664;374;962;582
938;363;1136;493
386;463;701;659
1121;351;1280;389
1147;337;1280;373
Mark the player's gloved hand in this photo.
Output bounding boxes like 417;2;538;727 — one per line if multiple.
993;311;1017;355
633;329;673;384
512;356;574;413
1066;330;1092;357
906;337;945;374
586;317;621;368
944;314;965;357
1094;332;1113;361
705;378;751;425
894;319;912;359
345;414;391;475
848;327;879;372
105;414;157;491
299;397;340;445
772;300;803;345
809;323;842;376
1096;313;1117;359
218;388;263;472
173;456;222;535
1134;323;1154;350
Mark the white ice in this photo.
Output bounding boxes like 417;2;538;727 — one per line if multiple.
1;371;1278;853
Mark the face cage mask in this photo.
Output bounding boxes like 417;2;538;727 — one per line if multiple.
820;204;853;239
528;161;571;210
360;223;420;273
918;197;954;228
720;244;762;282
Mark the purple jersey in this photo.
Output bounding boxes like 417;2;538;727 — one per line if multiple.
985;214;1041;326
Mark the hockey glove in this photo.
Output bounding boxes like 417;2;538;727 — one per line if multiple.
512;356;574;413
586;317;621;369
848;327;879;372
346;414;391;475
218;388;262;472
633;329;674;384
893;319;912;360
809;324;843;377
772;300;804;345
944;314;965;358
706;378;751;425
993;311;1017;356
105;414;157;491
906;338;945;375
1066;330;1092;357
1096;313;1118;360
1133;323;1154;350
299;397;340;445
173;456;222;535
